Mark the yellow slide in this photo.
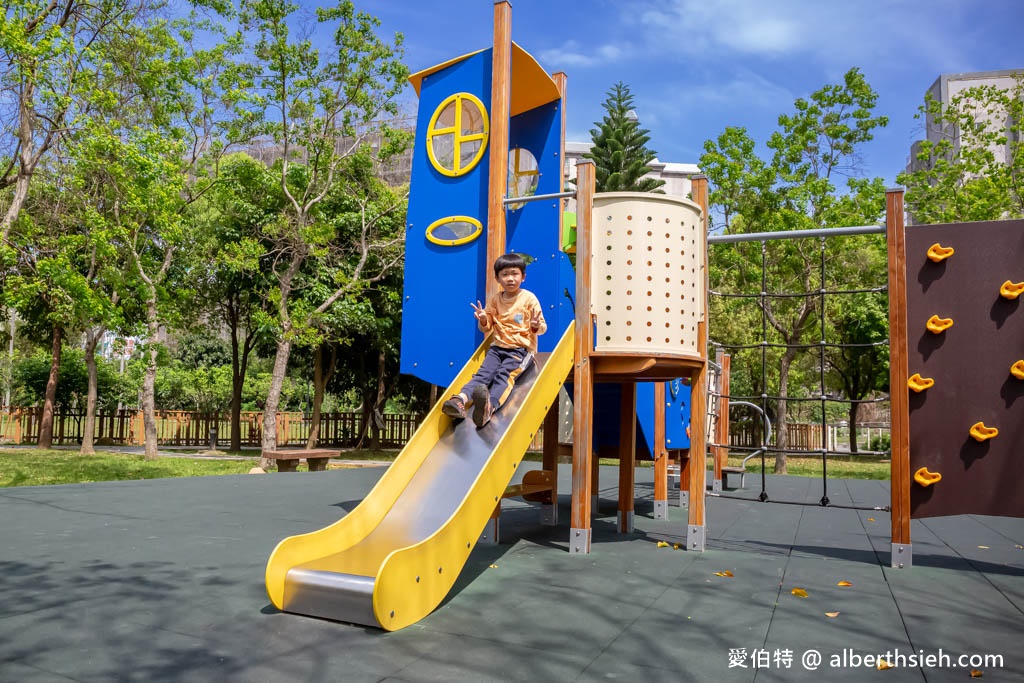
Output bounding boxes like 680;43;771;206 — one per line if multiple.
265;323;575;631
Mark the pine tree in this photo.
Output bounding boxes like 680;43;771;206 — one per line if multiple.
586;82;665;193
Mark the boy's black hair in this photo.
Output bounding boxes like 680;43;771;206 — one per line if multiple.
493;252;527;278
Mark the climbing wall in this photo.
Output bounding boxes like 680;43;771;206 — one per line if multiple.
906;219;1024;519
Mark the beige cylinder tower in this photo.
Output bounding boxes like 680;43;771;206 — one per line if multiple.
590;192;705;358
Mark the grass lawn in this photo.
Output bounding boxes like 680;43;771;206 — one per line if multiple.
0;448;260;487
0;446;891;488
725;453;891;480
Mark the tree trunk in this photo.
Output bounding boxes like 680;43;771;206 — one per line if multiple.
260;337;292;469
773;347;798;474
0;159;33;241
141;295;160;459
848;401;860;454
37;325;62;449
305;344;337;449
370;349;388;451
80;329;103;455
228;322;253;452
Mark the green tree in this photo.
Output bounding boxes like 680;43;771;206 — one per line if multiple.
586;82;664;193
701;68;888;473
235;0;409;466
0;0;153;241
898;75;1024;224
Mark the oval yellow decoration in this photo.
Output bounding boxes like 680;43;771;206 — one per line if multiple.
425;215;483;247
426;93;489;177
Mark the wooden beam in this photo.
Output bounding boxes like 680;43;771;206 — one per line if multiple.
713;351;731;487
687;176;709;546
486;0;512;301
618;382;637;532
653;381;667;518
886;188;911;552
571;160;596;554
552;71;567;248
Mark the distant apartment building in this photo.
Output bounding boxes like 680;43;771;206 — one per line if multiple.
563;140;702;210
906;68;1024;175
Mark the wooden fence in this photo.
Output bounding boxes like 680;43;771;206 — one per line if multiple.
729;422;826;451
0;408;424;450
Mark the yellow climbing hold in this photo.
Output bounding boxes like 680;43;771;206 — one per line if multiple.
926;243;954;262
926;315;954;333
907;373;935;392
913;467;942;487
969;422;998;442
999;280;1024;300
1011;360;1024;380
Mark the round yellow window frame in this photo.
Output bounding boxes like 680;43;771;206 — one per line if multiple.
425;215;483;247
426;93;489;177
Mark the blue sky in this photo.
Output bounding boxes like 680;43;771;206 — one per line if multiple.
373;0;1024;187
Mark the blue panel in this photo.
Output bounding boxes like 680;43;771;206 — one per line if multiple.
635;379;692;457
401;50;493;387
506;98;570;353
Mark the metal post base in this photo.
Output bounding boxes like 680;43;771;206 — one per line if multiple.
478;518;499;546
617;510;634;533
668;473;679;489
540;503;557;526
891;543;912;569
712;478;722;494
679;489;689;508
569;527;591;554
653;499;668;520
687;524;706;552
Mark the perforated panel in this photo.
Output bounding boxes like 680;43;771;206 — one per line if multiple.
591;193;704;355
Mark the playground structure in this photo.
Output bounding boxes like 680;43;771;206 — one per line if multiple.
264;1;1024;631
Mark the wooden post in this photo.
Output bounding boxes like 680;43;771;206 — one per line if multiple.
687;176;709;551
571;160;596;554
618;382;636;533
886;188;912;568
713;351;731;491
552;71;567;243
653;382;668;519
486;0;512;301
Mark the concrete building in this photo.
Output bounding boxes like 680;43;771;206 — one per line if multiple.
906;68;1024;175
564;140;702;209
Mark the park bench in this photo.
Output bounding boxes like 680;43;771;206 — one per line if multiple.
262;448;339;472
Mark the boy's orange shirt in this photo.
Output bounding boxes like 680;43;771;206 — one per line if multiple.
481;288;547;352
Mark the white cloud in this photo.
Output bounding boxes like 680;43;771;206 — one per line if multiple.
538;39;632;69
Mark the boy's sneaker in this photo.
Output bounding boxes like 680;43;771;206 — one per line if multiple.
441;395;466;419
471;385;492;428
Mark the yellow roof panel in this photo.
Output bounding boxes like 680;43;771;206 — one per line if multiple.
408;42;560;117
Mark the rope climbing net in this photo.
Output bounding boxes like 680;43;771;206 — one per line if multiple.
706;224;891;509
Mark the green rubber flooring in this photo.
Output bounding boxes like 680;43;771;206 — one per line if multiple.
1;465;1021;682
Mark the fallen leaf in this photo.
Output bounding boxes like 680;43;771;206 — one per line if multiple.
978;545;989;549
791;587;809;598
489;564;498;568
673;543;682;550
657;541;670;548
970;669;983;678
867;517;876;522
825;611;840;618
837;580;853;587
877;660;893;670
1015;544;1023;550
714;570;734;577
